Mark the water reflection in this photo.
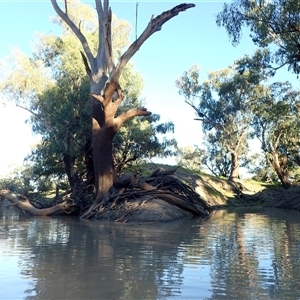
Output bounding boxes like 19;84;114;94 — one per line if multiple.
0;206;300;299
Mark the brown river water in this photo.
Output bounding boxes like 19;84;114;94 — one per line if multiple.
0;206;300;300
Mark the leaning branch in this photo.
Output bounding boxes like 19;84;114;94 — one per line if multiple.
185;100;225;131
50;0;95;71
110;3;195;82
115;107;151;128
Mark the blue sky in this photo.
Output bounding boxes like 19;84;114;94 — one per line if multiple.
0;0;296;173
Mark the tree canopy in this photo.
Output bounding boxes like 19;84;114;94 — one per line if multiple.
176;61;261;181
0;1;212;221
216;0;300;74
251;81;300;188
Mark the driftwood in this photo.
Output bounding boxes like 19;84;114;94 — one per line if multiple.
82;167;212;220
0;168;211;221
0;189;76;216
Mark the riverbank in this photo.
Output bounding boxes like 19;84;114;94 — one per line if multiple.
2;164;299;221
173;166;300;212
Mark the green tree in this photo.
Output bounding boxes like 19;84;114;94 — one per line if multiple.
202;135;232;178
0;165;34;196
2;6;177;190
176;146;206;172
216;0;300;74
176;63;257;181
251;81;300;188
113;114;177;174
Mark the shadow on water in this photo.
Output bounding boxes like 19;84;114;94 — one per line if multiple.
1;206;300;299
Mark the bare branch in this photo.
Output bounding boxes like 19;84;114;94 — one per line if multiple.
185;100;225;131
64;0;68;15
111;3;195;82
115;107;151;128
0;189;72;216
15;103;53;132
95;0;114;74
50;0;96;71
80;51;91;77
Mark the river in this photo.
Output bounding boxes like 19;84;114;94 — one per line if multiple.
0;206;300;300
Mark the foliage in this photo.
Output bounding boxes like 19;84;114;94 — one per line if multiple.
201;136;232;178
250;156;279;183
251;81;300;187
0;164;58;196
114;113;177;174
216;0;300;74
176;146;206;172
0;167;34;195
176;62;261;180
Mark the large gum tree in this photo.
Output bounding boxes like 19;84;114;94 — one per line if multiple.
50;1;195;209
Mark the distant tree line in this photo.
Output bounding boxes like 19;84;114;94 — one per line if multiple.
177;0;300;189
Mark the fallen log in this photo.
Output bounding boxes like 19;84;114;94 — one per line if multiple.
0;189;75;216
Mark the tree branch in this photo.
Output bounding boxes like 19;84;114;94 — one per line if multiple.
115;107;151;128
50;0;96;71
110;3;195;82
185;100;225;131
95;0;114;75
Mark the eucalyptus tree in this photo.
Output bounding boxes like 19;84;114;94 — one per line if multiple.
176;146;206;172
216;0;300;74
50;0;194;210
176;63;258;181
202;135;232;178
251;81;300;188
2;2;177;191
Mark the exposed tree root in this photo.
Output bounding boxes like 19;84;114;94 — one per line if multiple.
0;168;212;221
81;167;212;220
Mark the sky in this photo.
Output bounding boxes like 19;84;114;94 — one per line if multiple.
0;0;297;175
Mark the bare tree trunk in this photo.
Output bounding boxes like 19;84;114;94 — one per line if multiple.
84;138;94;185
229;152;239;181
62;153;77;188
93;126;116;203
270;153;291;189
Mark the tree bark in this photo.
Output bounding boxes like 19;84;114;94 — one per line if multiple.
229;152;240;181
270;153;291;189
93;125;116;203
61;153;77;188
